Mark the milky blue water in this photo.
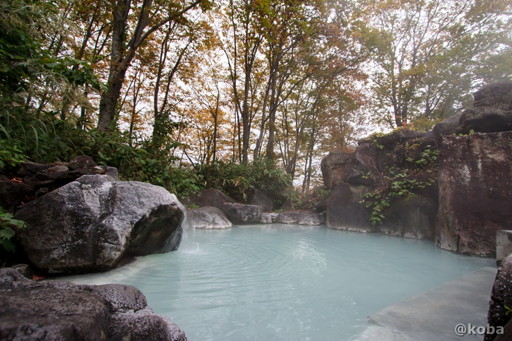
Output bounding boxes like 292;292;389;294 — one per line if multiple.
65;224;494;341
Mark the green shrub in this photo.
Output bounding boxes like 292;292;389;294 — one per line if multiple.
0;110;204;199
0;107;95;164
196;159;292;206
79;130;203;199
0;207;26;253
0;139;26;171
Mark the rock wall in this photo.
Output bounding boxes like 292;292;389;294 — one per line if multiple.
322;82;512;256
322;129;438;239
435;132;512;256
435;82;512;257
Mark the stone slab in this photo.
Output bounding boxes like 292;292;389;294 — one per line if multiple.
358;267;497;341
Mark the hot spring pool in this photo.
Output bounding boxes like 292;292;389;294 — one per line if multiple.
65;224;494;341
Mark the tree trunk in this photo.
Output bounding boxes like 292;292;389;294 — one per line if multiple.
253;77;271;159
212;84;220;163
241;112;250;163
98;67;127;132
97;0;133;132
265;56;279;160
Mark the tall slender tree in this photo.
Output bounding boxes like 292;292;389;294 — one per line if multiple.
97;0;211;132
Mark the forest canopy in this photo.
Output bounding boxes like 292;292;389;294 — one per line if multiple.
0;0;511;199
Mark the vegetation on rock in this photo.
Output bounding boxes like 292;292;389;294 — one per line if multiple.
362;133;439;225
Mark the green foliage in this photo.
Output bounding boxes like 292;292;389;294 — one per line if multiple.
0;0;42;94
405;144;439;167
0;139;26;170
0;207;26;253
366;131;387;149
197;159;292;206
363;189;390;226
0;110;89;163
0;0;193;199
0;107;203;199
362;143;439;225
79;131;203;199
0;0;102;163
0;0;100;100
457;129;475;137
410;117;443;132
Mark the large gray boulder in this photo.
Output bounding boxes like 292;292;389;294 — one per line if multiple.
433;82;512;138
15;175;185;274
260;212;279;224
433;82;512;140
320;150;354;189
187;188;235;210
276;211;325;225
433;82;512;257
321;82;512;255
187;206;232;229
186;188;264;225
322;129;438;239
459;82;512;134
432;112;463;141
221;203;262;224
0;268;187;341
